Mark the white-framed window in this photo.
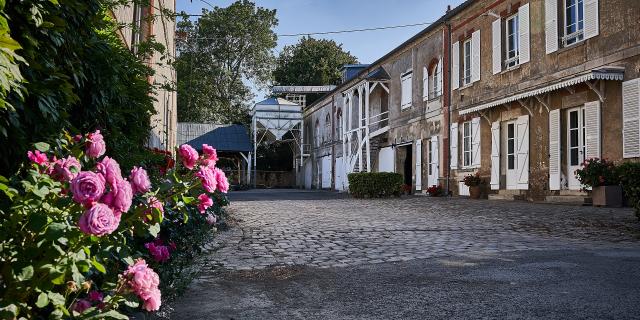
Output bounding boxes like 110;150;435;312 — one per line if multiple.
463;121;472;167
336;108;343;138
401;70;413;109
463;39;472;86
324;113;331;142
563;0;584;46
505;14;520;68
430;60;442;98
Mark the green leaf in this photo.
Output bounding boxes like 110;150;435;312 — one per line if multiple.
123;256;134;266
0;304;18;318
47;292;65;306
91;258;106;273
148;223;160;237
50;271;66;285
18;265;34;281
35;292;49;308
84;310;129;320
182;195;195;204
34;142;50;152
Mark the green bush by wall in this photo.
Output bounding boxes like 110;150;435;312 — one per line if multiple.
618;161;640;219
347;172;403;198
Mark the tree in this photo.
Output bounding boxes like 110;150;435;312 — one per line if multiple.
273;37;358;87
175;0;277;124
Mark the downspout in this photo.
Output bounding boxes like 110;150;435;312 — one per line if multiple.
445;20;452;197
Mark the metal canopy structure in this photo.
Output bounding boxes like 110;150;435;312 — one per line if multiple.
251;97;305;186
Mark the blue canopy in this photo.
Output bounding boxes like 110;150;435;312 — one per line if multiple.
185;124;252;153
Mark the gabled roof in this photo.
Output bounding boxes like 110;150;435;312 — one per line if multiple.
255;97;300;106
366;67;391;81
185;124;252;153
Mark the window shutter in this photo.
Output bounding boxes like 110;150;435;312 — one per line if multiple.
415;139;422;190
432;136;440;184
516;115;529;190
471;30;481;83
519;3;530;64
450;123;459;169
584;101;601;159
422;67;429;100
584;0;599;39
401;73;412;108
545;0;558;54
622;79;640;158
490;121;500;190
471;117;481;167
452;41;460;90
492;19;502;75
549;109;561;190
436;59;443;96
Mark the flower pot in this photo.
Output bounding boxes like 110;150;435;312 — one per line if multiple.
469;185;481;199
591;185;623;207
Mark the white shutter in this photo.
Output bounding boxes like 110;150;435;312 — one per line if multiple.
584;0;599;39
422;67;429;100
401;72;412;108
519;3;530;64
437;59;443;96
545;0;558;54
492;19;502;75
622;79;640;158
584;101;601;159
471;30;481;83
516;115;529;190
432;136;440;185
415;139;422;190
452;41;460;90
378;146;396;172
549;109;561;190
471;117;481;167
450;123;459;169
490;121;501;190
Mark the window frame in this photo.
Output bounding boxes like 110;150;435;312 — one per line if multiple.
562;0;585;47
462;39;472;86
462;121;472;167
505;13;520;69
429;61;442;99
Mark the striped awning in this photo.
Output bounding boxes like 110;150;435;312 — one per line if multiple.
459;67;625;115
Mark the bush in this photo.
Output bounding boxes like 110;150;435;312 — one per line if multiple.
617;161;640;220
575;158;618;188
426;184;444;197
347;172;402;198
463;173;483;187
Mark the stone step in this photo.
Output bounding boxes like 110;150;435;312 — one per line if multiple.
498;189;524;196
545;195;589;205
488;194;519;201
559;190;588;196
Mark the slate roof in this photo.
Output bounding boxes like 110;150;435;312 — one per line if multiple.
185;124;252;153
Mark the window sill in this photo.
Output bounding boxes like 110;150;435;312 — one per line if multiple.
556;39;586;54
501;63;521;74
459;82;474;90
401;104;413;111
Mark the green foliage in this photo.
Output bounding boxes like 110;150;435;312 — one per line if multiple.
617;161;640;220
0;0;26;113
175;0;278;124
575;158;618;188
462;173;483;187
347;172;403;198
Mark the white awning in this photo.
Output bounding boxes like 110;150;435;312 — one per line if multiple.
459;67;624;115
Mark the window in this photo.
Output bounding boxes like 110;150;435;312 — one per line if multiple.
427;139;433;175
430;61;442;98
563;0;584;46
463;39;472;86
336;109;343;138
507;123;516;170
314;120;320;147
463;121;472;167
401;71;413;109
505;14;519;68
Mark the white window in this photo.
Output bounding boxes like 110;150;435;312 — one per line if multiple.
505;14;519;68
325;113;331;142
546;0;597;53
463;121;472;167
336;109;343;138
401;71;413;109
430;60;442;98
564;0;585;46
463;39;472;86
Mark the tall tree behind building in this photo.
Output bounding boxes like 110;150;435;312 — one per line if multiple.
175;0;277;124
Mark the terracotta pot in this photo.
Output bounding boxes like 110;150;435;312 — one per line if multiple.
469;185;481;199
591;185;623;207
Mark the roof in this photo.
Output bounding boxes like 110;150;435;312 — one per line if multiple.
177;122;225;146
459;67;625;115
185;124;252;153
366;67;391;81
272;85;336;94
255;97;300;106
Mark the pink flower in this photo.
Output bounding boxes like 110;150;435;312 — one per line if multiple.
71;171;106;204
178;144;198;170
197;194;213;214
101;178;133;213
27;150;48;166
72;299;91;313
206;214;217;225
86;130;106;158
213;167;229;193
51;156;81;182
88;291;104;303
195;166;217;193
78;203;120;236
96;156;122;187
201;144;219;167
129;166;151;194
144;196;164;221
122;259;161;311
142;288;161;311
145;241;171;263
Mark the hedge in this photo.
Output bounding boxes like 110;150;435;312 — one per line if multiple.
618;161;640;220
348;172;403;198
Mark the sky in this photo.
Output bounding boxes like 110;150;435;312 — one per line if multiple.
177;0;466;102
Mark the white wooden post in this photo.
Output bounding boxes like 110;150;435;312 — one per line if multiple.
365;82;371;172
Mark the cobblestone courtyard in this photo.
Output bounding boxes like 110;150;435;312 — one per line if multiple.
172;190;640;319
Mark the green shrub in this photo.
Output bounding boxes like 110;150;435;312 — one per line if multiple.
617;161;640;220
575;158;619;188
347;172;403;198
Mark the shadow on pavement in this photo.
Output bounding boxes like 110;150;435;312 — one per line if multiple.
227;188;349;202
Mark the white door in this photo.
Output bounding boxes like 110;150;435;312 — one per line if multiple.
415;140;422;190
567;107;586;190
427;137;439;187
321;156;332;189
506;121;517;189
334;156;344;191
378;146;395;172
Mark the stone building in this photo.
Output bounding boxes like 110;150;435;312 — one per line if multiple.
111;0;178;151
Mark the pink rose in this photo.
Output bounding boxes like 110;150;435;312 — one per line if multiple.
178;144;198;170
86;130;106;158
213;167;229;193
197;194;213;213
195;166;216;193
145;241;171;263
122;259;161;311
71;171;106;204
72;299;91;313
78;203;120;236
201;144;219;167
88;290;104;303
27;150;48;165
129;166;151;194
101;178;132;213
142;288;161;311
96;156;122;187
51;156;81;182
144;196;164;221
206;214;217;225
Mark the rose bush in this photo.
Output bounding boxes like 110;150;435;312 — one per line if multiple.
0;131;230;318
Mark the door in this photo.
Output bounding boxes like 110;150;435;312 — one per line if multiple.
506;121;517;189
335;156;344;191
321;156;332;189
567;107;586;190
378;147;395;172
427;137;439;187
415;140;422;190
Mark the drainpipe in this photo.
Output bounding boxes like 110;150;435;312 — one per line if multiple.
445;20;452;197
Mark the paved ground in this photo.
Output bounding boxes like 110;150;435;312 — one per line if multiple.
171;189;640;319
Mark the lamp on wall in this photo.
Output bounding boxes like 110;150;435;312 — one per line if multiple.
483;11;501;19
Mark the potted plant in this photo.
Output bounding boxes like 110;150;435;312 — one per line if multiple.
575;158;622;207
426;184;443;197
463;173;484;199
401;183;412;195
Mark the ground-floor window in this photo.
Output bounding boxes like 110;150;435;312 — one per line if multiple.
463;121;472;167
